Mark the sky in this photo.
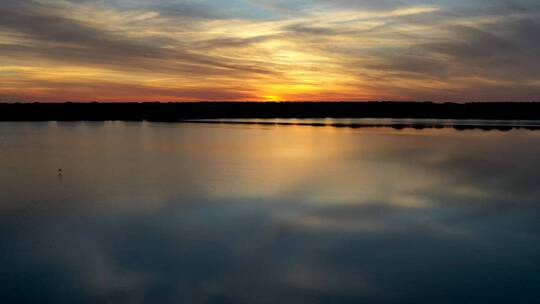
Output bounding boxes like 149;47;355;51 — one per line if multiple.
1;0;540;102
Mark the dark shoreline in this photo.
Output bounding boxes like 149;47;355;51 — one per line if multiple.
179;119;540;131
1;102;540;121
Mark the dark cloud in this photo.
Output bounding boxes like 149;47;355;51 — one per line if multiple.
421;19;540;80
149;2;234;20
194;35;275;50
283;24;343;36
0;1;275;78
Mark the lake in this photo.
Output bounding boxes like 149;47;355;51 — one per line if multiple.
1;121;539;303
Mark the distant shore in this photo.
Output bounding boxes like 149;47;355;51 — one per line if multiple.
1;102;539;121
179;119;540;131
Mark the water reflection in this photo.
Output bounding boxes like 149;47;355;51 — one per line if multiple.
0;121;539;303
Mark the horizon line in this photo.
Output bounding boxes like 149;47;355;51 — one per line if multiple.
2;101;540;104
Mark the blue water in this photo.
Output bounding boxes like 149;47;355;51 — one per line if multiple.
1;121;539;303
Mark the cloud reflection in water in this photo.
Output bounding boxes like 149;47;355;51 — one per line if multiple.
0;121;539;303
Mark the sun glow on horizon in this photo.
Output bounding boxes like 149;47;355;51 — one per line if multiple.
262;95;283;102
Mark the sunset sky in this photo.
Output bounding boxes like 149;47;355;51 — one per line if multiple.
1;0;540;102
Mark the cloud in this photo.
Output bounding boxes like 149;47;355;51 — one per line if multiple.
0;0;539;101
0;3;275;75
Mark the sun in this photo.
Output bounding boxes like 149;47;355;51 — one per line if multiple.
262;95;282;102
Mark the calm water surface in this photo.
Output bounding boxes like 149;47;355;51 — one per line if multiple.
1;121;539;303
